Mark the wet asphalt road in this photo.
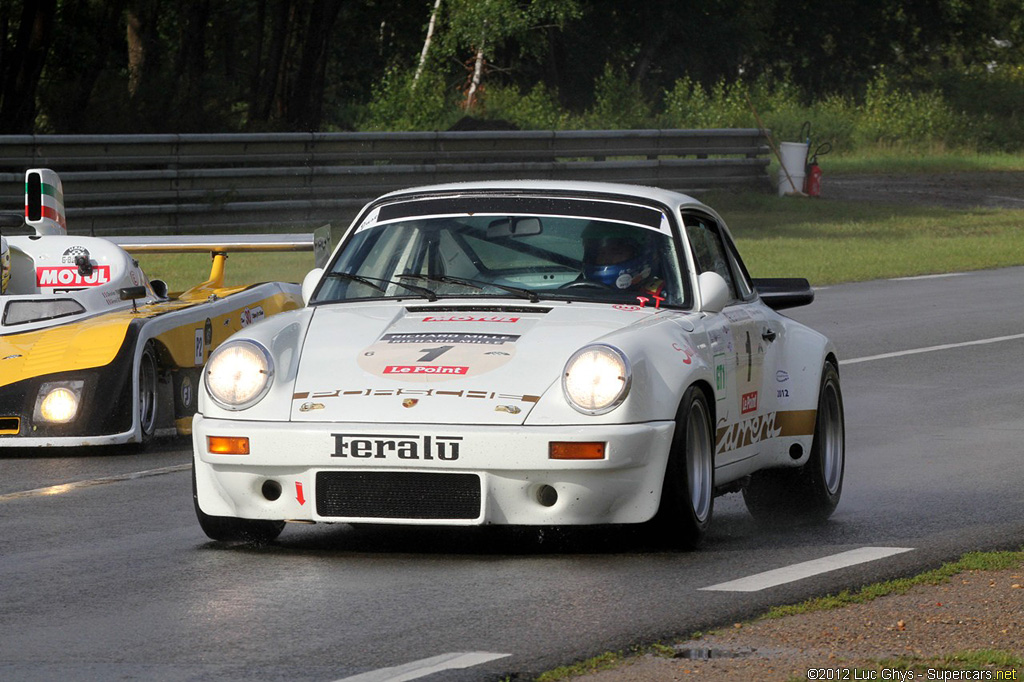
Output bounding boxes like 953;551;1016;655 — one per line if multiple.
1;266;1023;681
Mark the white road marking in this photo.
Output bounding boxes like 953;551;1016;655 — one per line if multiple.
842;332;1024;365
700;547;914;592
890;272;966;281
988;195;1024;204
0;464;190;502
334;652;511;682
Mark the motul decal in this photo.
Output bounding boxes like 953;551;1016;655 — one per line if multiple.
36;265;111;287
422;315;520;323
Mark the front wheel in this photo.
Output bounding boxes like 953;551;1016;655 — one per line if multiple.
652;385;715;549
743;361;845;524
192;466;285;543
137;342;159;444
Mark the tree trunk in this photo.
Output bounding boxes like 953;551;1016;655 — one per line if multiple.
285;0;343;130
464;41;486;111
414;0;442;84
0;0;56;133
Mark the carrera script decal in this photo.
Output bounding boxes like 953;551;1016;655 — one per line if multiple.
358;332;519;382
36;265;111;288
715;409;816;455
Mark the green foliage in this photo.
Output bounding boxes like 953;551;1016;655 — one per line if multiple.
584;64;654;129
360;67;458;132
483;82;572;129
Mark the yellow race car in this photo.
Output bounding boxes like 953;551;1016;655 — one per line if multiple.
0;169;327;448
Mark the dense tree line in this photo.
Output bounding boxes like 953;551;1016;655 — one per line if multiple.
0;0;1020;135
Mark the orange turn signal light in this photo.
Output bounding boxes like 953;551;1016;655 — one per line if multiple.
207;436;250;455
549;441;606;460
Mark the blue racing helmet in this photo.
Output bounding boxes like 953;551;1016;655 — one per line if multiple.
581;221;654;289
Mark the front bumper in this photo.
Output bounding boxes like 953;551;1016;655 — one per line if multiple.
192;415;676;526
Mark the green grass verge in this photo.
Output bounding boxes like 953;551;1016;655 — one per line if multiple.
763;549;1024;619
704;191;1024;285
135;251;316;293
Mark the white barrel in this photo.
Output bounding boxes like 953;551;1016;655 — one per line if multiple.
777;141;809;196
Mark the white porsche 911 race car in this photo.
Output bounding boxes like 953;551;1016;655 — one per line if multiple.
0;169;328;448
192;180;844;547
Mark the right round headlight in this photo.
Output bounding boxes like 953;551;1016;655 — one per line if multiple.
562;344;631;415
204;339;274;410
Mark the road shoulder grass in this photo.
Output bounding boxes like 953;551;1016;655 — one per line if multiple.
534;549;1024;682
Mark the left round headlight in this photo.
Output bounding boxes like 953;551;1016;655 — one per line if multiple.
204;339;275;410
562;344;631;415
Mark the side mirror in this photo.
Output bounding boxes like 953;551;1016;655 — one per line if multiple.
697;271;730;314
301;268;324;306
752;278;814;310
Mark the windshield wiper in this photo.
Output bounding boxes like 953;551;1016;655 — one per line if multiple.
399;274;539;303
325;272;438;301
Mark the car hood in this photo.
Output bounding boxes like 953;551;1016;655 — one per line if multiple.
288;302;659;425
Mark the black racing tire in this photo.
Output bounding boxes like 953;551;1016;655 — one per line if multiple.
137;342;159;444
192;465;285;543
651;385;715;549
743;361;845;524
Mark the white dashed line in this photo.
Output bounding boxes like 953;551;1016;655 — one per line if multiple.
842;332;1024;365
700;547;915;592
334;652;511;682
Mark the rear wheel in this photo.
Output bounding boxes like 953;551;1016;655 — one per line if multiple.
652;385;714;549
743;361;845;524
192;466;285;543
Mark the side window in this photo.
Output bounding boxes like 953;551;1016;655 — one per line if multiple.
684;215;739;301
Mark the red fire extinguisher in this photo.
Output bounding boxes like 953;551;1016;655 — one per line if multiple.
804;142;831;197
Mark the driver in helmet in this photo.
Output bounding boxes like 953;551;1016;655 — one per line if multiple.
580;221;665;303
1;235;10;294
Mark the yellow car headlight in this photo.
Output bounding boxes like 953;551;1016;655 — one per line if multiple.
562;344;631;415
204;340;275;410
35;381;84;424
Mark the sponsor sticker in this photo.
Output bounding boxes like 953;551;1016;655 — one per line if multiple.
332;433;462;461
384;365;469;375
36;265;111;288
240;306;266;327
422;315;519;323
359;332;518;382
741;391;759;414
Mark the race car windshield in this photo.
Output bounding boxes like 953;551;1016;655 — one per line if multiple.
314;197;691;308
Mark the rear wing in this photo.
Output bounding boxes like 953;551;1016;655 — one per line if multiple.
114;228;331;268
113;226;332;289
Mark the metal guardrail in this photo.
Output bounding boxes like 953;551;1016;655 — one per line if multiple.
0;130;771;236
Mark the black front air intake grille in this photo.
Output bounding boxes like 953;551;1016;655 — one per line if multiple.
316;471;481;520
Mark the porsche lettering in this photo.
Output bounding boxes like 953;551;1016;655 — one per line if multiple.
332;433;462;461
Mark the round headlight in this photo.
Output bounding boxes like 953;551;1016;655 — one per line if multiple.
37;385;82;423
562;344;631;415
204;340;274;410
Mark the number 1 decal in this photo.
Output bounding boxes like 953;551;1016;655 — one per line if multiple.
417;345;454;362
